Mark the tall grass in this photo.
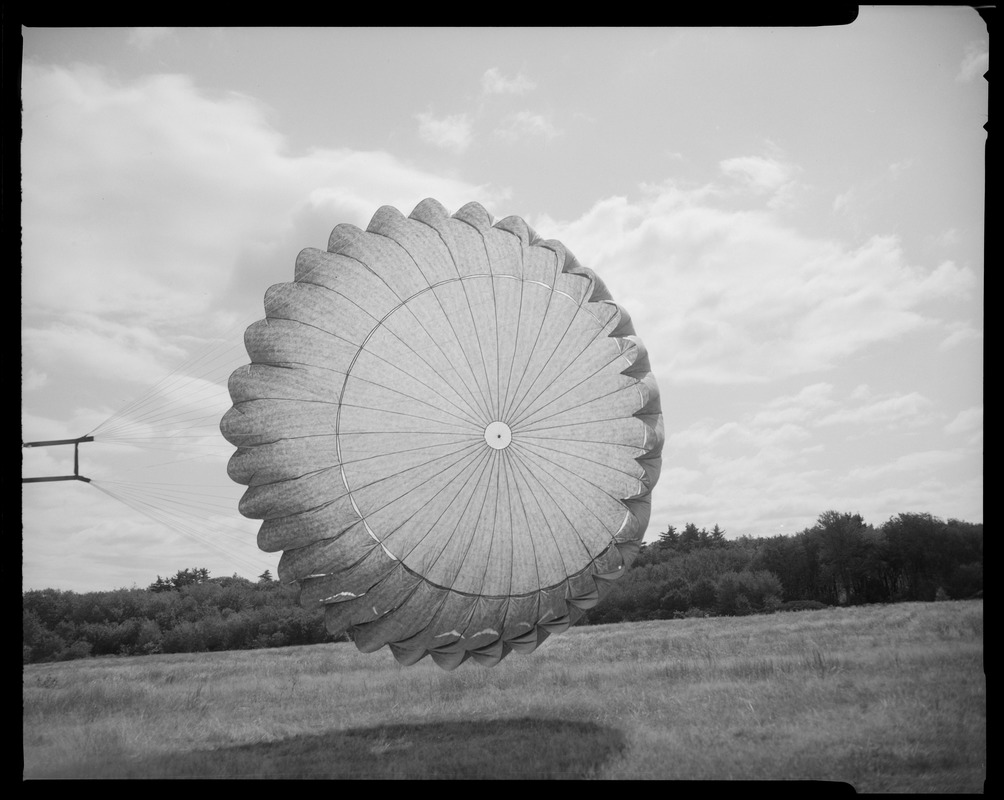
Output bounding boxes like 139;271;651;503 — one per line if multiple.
23;600;984;788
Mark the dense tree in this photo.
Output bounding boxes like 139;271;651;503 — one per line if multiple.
880;513;983;600
581;510;981;626
23;569;340;664
811;511;874;604
752;535;808;601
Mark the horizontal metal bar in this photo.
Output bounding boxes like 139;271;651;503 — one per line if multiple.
22;475;92;484
22;436;95;448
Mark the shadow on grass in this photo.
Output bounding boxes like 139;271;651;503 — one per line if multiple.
42;717;627;779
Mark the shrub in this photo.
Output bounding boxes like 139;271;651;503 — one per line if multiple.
658;587;690;614
714;570;784;615
58;640;93;661
945;562;983;599
778;600;828;612
689;578;717;609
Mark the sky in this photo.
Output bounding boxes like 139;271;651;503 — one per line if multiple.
21;12;986;593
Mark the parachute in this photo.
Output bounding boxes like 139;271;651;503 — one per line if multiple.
220;199;663;669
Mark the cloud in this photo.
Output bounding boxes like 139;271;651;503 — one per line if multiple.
415;110;473;153
22;65;294;320
543;181;977;386
847;450;967;482
914;260;977;301
494;111;562;143
481;67;536;95
21;64;492;422
658;407;835;534
739;384;939;439
944;406;982;436
127;27;173;51
938;321;982;351
655;378;977;535
957;41;989;82
931;227;961;247
831;159;919;229
21;64;488;304
719;155;795;193
22;315;190;387
750;383;837;426
719;155;801;210
888;159;913;176
22;489;269;592
817;391;936;429
832;188;854;214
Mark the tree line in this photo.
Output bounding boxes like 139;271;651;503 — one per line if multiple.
23;569;336;664
23;511;982;664
579;511;983;625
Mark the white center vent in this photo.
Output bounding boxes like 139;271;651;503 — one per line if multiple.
483;421;512;450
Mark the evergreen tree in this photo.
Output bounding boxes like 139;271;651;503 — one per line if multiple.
147;576;174;593
679;523;702;552
657;525;679;550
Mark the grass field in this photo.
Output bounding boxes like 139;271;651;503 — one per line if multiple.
23;600;984;788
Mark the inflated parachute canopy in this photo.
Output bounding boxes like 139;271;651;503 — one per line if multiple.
221;199;663;669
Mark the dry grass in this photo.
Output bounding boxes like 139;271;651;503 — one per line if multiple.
23;600;984;788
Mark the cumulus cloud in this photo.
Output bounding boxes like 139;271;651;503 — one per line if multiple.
817;391;936;429
415;110;474;153
719;155;801;210
21;64;490;413
719;155;795;193
832;188;854;214
847;450;967;481
915;260;977;300
945;406;982;436
888;159;913;176
22;65;294;320
494;111;562;143
660;406;833;534
481;67;536;95
932;227;961;247
654;378;972;536
957;40;989;82
938;321;982;351
23;318;187;387
545;182;977;386
750;383;837;426
743;384;939;436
